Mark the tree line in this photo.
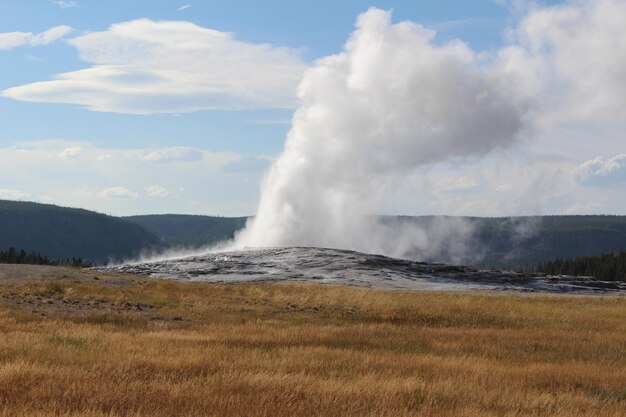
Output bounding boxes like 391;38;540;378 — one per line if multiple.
0;247;92;267
535;250;626;281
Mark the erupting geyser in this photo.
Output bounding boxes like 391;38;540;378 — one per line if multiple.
105;2;626;292
232;8;528;258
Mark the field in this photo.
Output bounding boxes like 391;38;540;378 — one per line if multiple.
0;264;624;416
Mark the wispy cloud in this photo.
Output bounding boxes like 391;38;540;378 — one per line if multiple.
574;154;626;187
0;26;73;50
141;147;203;163
51;0;79;9
178;4;191;11
99;186;138;199
57;146;82;158
2;19;306;114
145;185;171;198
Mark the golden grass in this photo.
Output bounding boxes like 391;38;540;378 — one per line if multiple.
0;268;624;416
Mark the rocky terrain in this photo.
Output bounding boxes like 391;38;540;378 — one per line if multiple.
101;247;626;294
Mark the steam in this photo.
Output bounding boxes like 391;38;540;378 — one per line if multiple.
232;8;528;260
230;2;626;262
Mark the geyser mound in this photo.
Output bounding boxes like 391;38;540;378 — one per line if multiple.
100;247;626;294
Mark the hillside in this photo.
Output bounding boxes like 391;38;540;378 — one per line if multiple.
0;200;163;264
378;215;626;268
124;214;248;248
2;200;625;269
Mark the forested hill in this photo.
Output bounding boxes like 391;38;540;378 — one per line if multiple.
385;215;626;268
469;215;626;268
1;199;626;269
123;214;248;248
0;200;163;264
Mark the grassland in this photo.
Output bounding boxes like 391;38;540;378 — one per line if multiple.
0;264;624;416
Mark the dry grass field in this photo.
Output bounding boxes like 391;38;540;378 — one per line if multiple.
0;264;624;416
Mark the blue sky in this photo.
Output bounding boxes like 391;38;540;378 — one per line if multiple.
0;0;624;216
0;0;517;153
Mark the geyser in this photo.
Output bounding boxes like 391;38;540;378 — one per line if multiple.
232;8;528;259
232;1;626;261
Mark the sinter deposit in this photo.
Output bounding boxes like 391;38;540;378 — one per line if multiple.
100;247;626;294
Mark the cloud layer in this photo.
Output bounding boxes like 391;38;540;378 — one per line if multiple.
0;140;265;215
2;19;307;114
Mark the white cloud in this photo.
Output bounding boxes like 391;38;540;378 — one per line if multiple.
574;154;626;187
0;26;73;50
51;1;79;9
31;26;74;46
145;185;170;197
99;186;138;199
2;19;306;114
434;176;479;193
0;188;30;200
142;147;203;163
57;146;82;158
178;5;191;11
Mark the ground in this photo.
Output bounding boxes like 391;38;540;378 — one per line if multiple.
0;264;624;416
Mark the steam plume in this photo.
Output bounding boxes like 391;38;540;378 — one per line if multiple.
233;8;528;259
232;1;626;260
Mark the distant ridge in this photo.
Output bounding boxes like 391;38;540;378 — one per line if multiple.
1;199;626;268
0;200;163;264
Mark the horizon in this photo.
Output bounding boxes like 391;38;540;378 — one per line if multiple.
1;0;625;219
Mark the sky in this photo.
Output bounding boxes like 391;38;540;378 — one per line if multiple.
0;0;624;217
